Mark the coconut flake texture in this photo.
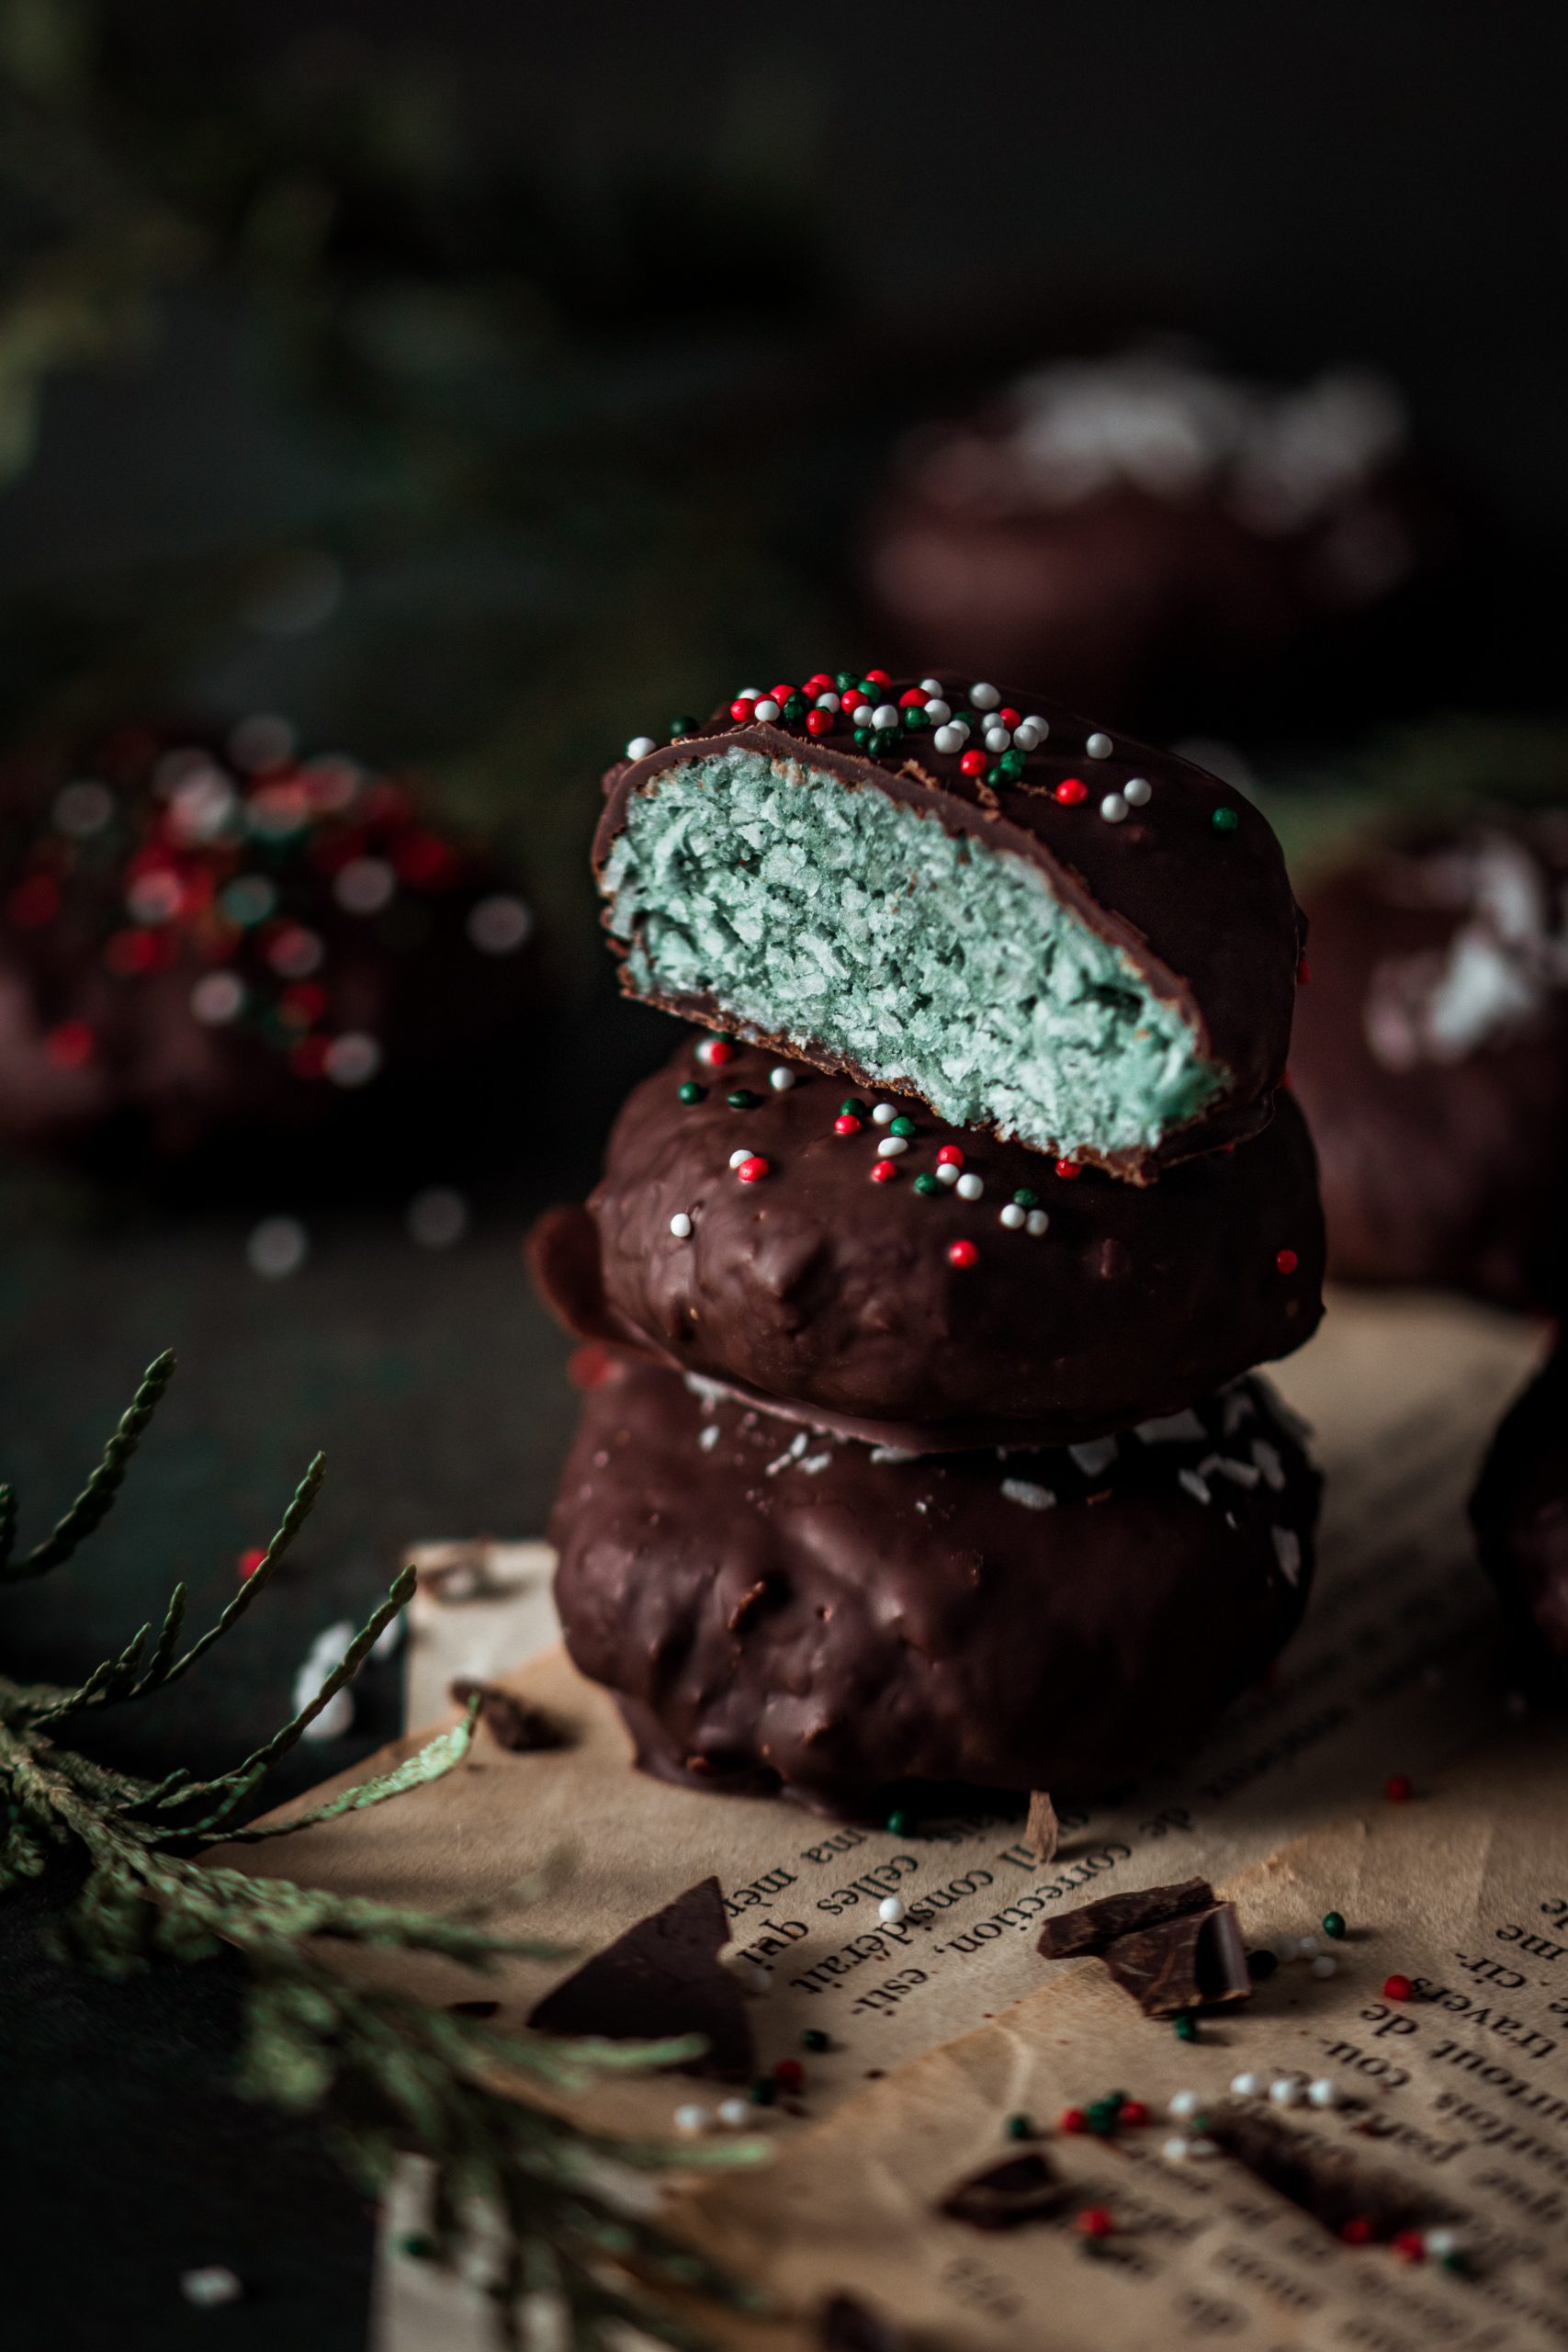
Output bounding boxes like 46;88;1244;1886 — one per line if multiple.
601;746;1223;1160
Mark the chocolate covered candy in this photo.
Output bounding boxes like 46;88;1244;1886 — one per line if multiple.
531;1037;1324;1453
1289;815;1568;1306
550;1358;1320;1818
594;673;1303;1179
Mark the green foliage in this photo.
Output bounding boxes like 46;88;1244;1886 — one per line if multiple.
0;1354;765;2346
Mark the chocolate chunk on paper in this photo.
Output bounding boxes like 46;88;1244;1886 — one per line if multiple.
818;2291;908;2351
940;2152;1071;2232
448;1677;567;1753
526;1875;754;2081
1038;1875;1215;1961
1101;1901;1250;2018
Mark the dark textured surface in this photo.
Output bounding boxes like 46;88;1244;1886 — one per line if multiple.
0;1164;583;2352
594;676;1304;1175
550;1357;1320;1817
534;1036;1324;1451
1471;1342;1568;1687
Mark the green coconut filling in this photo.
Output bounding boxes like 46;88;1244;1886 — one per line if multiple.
603;748;1224;1158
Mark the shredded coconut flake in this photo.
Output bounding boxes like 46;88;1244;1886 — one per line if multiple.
1001;1478;1057;1512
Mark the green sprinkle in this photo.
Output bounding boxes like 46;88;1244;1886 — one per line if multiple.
1006;2113;1033;2141
999;748;1027;778
802;2028;829;2052
399;2233;436;2261
1322;1911;1348;1939
1173;2013;1198;2042
853;728;872;751
1012;1188;1039;1209
986;763;1005;786
678;1082;705;1105
874;729;900;756
886;1807;909;1836
913;1173;940;1196
1212;806;1240;832
835;671;857;692
782;694;807;724
1087;2102;1118;2137
902;704;929;729
726;1090;760;1110
671;715;696;739
889;1114;916;1137
840;1097;866;1116
750;2076;777;2107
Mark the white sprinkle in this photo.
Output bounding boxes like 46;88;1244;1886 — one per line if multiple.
246;1216;309;1280
1269;2077;1303;2108
999;1203;1025;1230
984;726;1011;752
698;1423;720;1451
1161;2136;1190;2164
955;1171;983;1200
738;686;761;700
1168;2090;1201;2120
1025;1209;1049;1237
752;699;780;723
877;1136;908;1159
1136;1408;1206;1444
626;736;658;759
968;683;1000;710
878;1895;906;1924
769;1065;795;1091
716;2098;752;2128
1425;2228;1461;2259
190;971;245;1026
181;2267;243;2309
870;1102;897;1125
467;894;532;955
1123;776;1152;807
325;1032;382;1088
814;691;840;712
1296;1934;1320;1960
1100;793;1129;825
935;1161;960;1186
1022;715;1048;740
1011;722;1043;752
1229;2072;1261;2098
1001;1478;1055;1512
1086;731;1113;759
729;1148;751;1169
52;778;115;838
1272;1934;1301;1963
1308;2078;1339;2108
764;1432;810;1477
919;677;945;695
932;724;965;755
669;1212;693;1239
334;855;397;915
871;703;900;729
1271;1527;1303;1585
407;1188;469;1250
674;2104;711;2135
923;697;951;724
1069;1435;1118;1478
1311;1954;1338;1979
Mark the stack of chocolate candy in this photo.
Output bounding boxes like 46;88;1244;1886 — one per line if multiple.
534;672;1325;1818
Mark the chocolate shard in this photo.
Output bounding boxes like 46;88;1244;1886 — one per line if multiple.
1038;1875;1215;1961
818;2291;908;2352
939;2151;1071;2232
448;1678;568;1754
1024;1791;1060;1865
1207;2109;1447;2244
525;1876;755;2082
1101;1900;1251;2018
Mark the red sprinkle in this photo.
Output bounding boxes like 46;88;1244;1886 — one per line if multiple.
1054;1159;1082;1182
863;669;891;686
1392;2230;1427;2263
834;1114;863;1136
841;688;868;713
1383;1973;1414;2002
998;707;1021;728
948;1239;978;1269
1297;955;1312;985
773;2058;804;2093
898;687;927;708
1275;1248;1299;1274
804;673;834;695
700;1038;735;1066
1118;2099;1149;2128
729;698;756;722
1385;1773;1414;1803
104;927;164;977
806;708;833;737
1341;2218;1375;2247
45;1020;95;1069
237;1547;268;1581
1075;2208;1113;2240
1055;777;1088;805
770;684;795;704
960;750;987;777
1058;2107;1088;2135
935;1144;964;1167
871;1159;898;1183
737;1156;769;1183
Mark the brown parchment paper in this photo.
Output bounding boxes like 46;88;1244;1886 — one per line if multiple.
209;1291;1563;2346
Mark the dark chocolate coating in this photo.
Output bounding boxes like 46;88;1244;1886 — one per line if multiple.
1471;1345;1568;1688
1289;817;1568;1307
550;1359;1320;1817
593;675;1303;1177
530;1037;1324;1453
0;724;543;1192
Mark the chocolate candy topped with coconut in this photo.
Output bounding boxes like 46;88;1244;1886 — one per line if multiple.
594;673;1303;1181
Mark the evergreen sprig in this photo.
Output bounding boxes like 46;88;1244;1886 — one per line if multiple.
0;1354;765;2346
